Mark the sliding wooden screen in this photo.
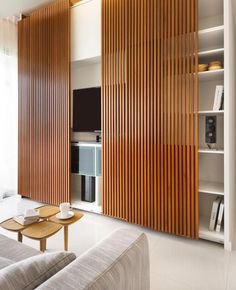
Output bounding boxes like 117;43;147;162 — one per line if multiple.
18;0;71;204
102;0;199;238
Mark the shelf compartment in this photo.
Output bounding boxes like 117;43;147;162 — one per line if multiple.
198;0;223;30
199;216;224;244
199;25;224;52
198;48;224;67
198;149;224;154
199;180;224;195
198;69;224;81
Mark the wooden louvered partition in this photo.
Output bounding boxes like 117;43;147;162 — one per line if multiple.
18;17;30;197
102;0;199;238
18;0;71;205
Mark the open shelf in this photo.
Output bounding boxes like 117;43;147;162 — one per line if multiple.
199;25;224;36
198;48;224;57
199;180;224;195
198;69;224;81
199;216;224;244
198;110;224;115
198;148;224;154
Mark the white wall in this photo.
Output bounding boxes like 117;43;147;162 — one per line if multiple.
71;0;101;62
0;19;18;195
224;0;236;250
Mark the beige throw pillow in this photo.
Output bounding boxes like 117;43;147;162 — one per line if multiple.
0;251;76;290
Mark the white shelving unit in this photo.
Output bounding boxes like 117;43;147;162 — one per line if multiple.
198;0;226;246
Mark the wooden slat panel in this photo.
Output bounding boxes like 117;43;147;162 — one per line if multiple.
18;0;71;205
18;17;31;197
102;0;198;238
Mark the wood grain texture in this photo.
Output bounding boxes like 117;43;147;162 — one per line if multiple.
18;0;71;205
18;17;30;198
102;0;198;238
70;0;81;5
21;221;62;240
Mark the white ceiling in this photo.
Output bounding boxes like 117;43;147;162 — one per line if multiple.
0;0;54;18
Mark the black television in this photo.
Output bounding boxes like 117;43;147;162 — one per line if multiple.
73;87;101;132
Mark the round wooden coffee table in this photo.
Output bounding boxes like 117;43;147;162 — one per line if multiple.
21;221;62;252
49;210;84;251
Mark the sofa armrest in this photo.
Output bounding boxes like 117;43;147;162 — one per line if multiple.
37;228;150;290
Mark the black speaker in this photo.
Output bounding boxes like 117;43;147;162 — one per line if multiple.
81;176;95;202
205;116;217;144
71;143;79;173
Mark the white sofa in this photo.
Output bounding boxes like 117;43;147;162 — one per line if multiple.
0;228;150;290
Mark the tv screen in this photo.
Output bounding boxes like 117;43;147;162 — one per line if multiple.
73;87;101;132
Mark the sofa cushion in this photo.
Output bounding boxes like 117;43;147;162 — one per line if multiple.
0;251;76;290
0;257;13;270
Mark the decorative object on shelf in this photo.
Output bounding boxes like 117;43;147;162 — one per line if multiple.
213;85;224;111
198;63;208;72
96;134;101;142
208;60;223;71
205;116;217;149
209;197;222;231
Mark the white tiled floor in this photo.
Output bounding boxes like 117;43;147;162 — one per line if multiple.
0;195;235;290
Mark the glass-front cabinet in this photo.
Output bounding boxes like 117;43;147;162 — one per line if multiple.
71;142;101;177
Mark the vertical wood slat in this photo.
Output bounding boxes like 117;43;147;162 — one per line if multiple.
18;17;30;197
102;0;198;238
18;0;71;205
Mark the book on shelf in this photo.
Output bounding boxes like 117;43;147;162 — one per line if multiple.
216;201;224;233
209;196;222;231
213;85;224;111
